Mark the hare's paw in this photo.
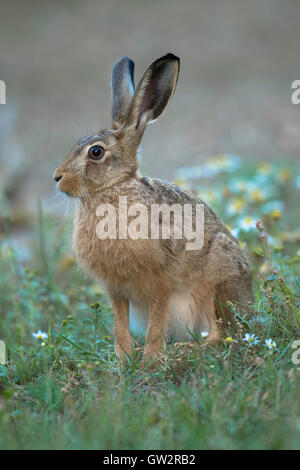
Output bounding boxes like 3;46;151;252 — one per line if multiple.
140;347;164;369
114;337;132;364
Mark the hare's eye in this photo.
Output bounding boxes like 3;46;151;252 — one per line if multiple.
88;145;105;160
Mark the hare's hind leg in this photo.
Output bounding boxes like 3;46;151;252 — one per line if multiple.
215;276;253;320
204;232;251;284
203;232;253;323
193;283;220;344
199;232;252;336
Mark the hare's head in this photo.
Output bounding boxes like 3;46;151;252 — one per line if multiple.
53;53;180;198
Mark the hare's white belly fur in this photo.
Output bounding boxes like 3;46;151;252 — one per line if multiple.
130;292;211;342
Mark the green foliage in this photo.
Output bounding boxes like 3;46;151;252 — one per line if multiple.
0;158;300;449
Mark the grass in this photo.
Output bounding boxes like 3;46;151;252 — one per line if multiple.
0;156;300;450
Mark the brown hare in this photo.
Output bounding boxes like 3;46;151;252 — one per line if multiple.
54;53;252;362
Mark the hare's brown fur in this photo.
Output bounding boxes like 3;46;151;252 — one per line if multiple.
54;54;252;361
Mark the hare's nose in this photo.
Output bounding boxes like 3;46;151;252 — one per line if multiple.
54;174;63;183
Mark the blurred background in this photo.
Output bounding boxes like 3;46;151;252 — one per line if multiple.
1;1;300;449
0;0;300;220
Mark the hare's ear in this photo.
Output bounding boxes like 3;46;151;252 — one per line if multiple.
125;53;180;131
111;57;135;127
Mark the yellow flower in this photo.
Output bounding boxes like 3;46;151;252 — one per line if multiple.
228;197;245;215
225;337;234;342
278;168;292;183
270;209;281;219
239;216;256;231
173;178;186;187
257;162;272;174
250;189;266;203
198;189;217;204
207;154;230;169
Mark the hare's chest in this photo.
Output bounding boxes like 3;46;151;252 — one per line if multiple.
73;225;120;278
72;215;141;283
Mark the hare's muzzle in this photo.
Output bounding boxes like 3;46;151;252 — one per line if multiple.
53;169;66;191
53;168;82;198
53;168;63;182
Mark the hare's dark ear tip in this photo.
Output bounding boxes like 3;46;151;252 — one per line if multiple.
160;53;180;64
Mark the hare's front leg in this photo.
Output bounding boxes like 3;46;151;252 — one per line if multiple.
109;293;132;362
143;298;170;360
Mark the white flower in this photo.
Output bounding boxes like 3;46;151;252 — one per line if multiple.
261;200;284;214
243;333;260;346
175;166;204;180
197;189;218;205
205;154;241;174
252;173;273;187
265;338;277;351
228;180;249;194
249;188;267;203
264;235;282;250
32;330;48;340
175;154;241;180
238;217;256;232
201;331;209;339
229;227;240;238
257;162;272;175
227;198;245;215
